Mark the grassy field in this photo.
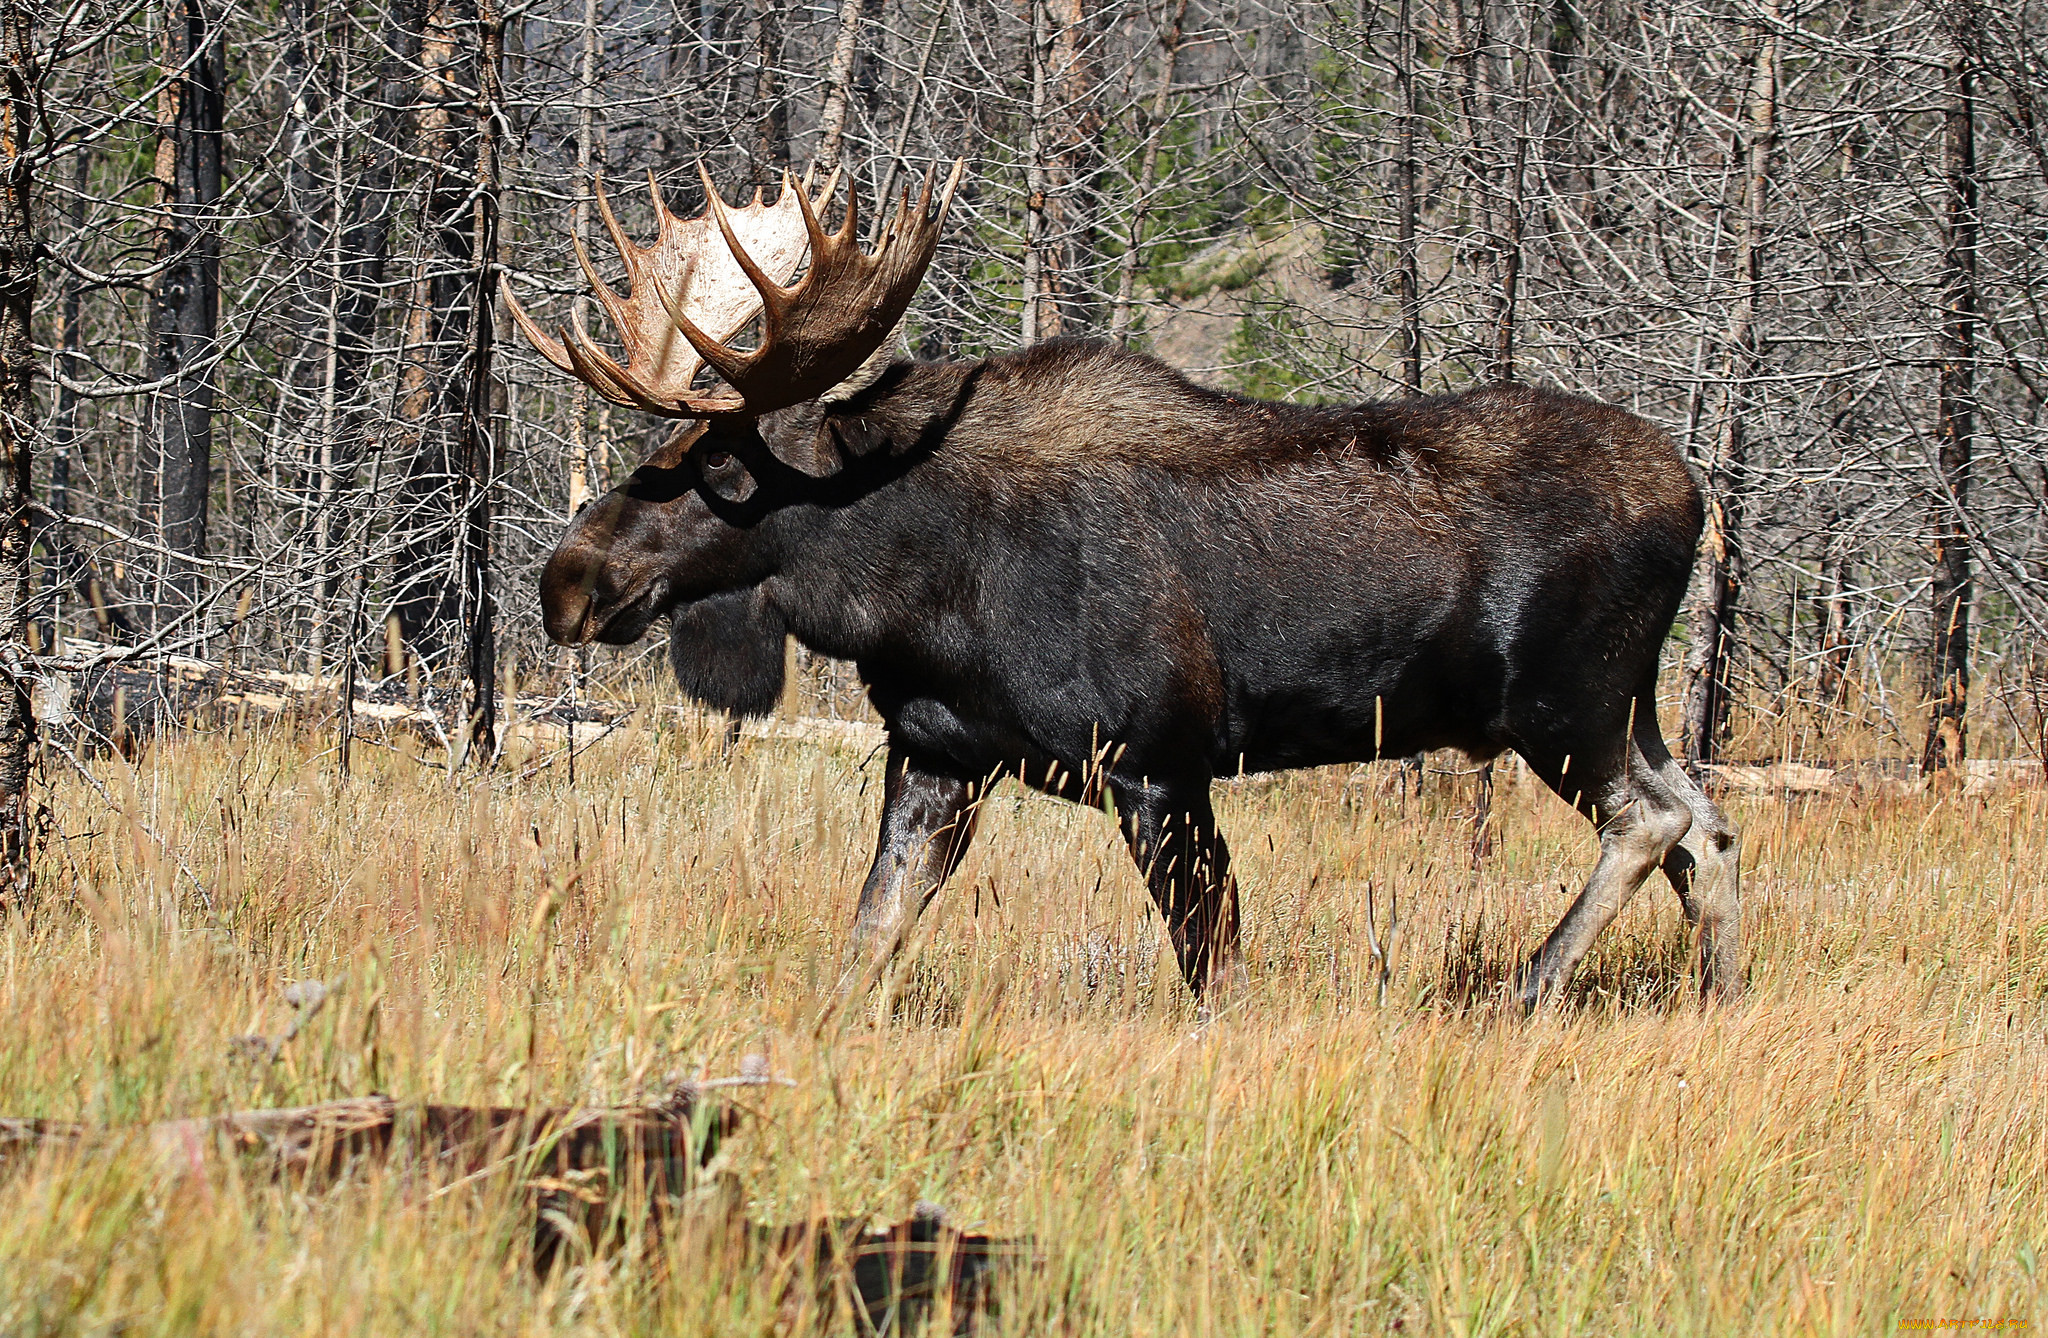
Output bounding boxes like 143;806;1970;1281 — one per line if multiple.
0;700;2044;1335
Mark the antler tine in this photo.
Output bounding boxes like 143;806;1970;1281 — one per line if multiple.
645;167;686;242
577;175;652;364
888;160;959;248
592;173;636;265
501;280;575;375
694;160;816;313
931;158;965;230
558;315;642;409
879;174;917;249
833;176;859;247
571;234;636;362
500;171;648;380
799;162;845;217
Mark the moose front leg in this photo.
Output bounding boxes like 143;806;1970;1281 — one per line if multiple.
1115;778;1242;1002
847;743;981;979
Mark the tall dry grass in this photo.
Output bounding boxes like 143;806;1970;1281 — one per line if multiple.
1;705;2044;1334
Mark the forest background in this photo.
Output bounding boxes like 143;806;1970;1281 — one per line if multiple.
0;4;2046;1328
0;0;2043;870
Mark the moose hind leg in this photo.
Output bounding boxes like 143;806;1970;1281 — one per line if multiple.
1518;744;1694;1011
1114;778;1242;1001
1635;724;1743;1001
847;743;980;980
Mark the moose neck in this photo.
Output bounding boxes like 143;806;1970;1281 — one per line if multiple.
753;359;985;666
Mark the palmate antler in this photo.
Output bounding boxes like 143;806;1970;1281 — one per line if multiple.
504;160;964;419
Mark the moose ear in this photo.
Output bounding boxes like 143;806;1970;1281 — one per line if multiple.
756;360;920;475
667;588;787;719
820;413;895;469
755;408;894;476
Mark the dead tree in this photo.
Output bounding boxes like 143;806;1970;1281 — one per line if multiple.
1925;10;1977;775
1393;0;1421;391
459;0;504;760
566;0;602;515
0;0;37;900
146;0;225;631
751;0;789;189
813;0;870;173
1023;0;1103;340
1816;522;1855;710
45;147;113;643
1682;5;1777;767
393;0;480;674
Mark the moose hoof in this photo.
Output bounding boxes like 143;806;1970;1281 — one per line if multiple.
1700;972;1745;1008
1513;958;1556;1015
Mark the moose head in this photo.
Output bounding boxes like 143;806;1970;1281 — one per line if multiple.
506;163;962;716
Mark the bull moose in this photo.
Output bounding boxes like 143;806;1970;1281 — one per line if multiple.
504;164;1741;1010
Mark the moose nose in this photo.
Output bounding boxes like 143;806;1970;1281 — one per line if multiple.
540;523;608;644
539;552;596;645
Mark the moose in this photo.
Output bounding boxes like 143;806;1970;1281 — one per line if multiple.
505;164;1741;1010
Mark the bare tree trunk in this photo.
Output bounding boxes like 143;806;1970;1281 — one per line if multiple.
1021;0;1100;341
147;0;225;634
461;0;503;762
567;0;600;516
1107;0;1187;345
393;0;475;669
1020;0;1048;344
1924;16;1976;775
0;0;37;901
1815;525;1853;711
1446;0;1492;275
1394;0;1421;391
1471;30;1509;861
751;0;788;190
279;0;334;671
330;0;422;771
45;149;89;645
814;0;869;174
1489;83;1527;385
1682;8;1777;768
1038;0;1101;335
333;0;419;416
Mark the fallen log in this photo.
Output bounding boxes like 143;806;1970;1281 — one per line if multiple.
673;1176;1031;1335
26;636;625;758
0;1089;732;1182
757;1204;1029;1335
1704;758;2044;797
1;1087;738;1272
1;1093;1031;1329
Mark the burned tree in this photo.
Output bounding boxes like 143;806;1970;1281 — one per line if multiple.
1925;10;1978;776
146;0;224;632
1681;5;1777;768
0;0;35;898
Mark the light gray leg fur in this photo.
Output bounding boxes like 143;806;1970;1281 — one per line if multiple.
1644;756;1742;1001
1519;743;1696;1011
